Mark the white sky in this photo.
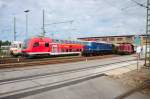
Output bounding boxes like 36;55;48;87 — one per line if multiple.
0;0;146;41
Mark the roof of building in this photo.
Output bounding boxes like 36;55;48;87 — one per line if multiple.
78;34;146;39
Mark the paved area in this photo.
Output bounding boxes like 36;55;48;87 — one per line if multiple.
20;76;149;99
105;62;143;75
0;55;148;99
0;60;138;96
0;55;136;80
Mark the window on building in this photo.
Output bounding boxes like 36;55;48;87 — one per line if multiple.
102;38;107;41
126;37;132;41
45;43;49;47
109;38;114;41
33;42;39;47
117;38;123;41
143;36;148;40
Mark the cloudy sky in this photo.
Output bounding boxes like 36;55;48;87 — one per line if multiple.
0;0;146;41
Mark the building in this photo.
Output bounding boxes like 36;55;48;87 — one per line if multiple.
78;34;149;46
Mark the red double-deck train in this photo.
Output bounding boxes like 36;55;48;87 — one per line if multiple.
21;37;84;57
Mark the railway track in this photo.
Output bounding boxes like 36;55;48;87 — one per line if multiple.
0;55;81;64
0;54;118;69
0;58;138;99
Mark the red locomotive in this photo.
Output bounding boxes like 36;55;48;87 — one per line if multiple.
117;43;134;55
21;37;84;57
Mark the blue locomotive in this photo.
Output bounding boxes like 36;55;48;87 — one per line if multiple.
82;41;114;56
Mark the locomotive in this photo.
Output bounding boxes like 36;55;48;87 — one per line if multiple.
10;41;23;57
82;41;114;56
10;37;134;57
116;43;134;55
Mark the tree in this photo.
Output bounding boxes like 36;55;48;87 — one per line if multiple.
0;40;2;47
0;40;11;46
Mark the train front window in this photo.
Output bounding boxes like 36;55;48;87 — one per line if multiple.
23;39;30;49
33;42;39;47
19;44;22;48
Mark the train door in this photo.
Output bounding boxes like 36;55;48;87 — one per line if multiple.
44;42;50;52
52;45;58;53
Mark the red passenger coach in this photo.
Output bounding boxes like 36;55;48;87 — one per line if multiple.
22;37;84;57
50;44;83;55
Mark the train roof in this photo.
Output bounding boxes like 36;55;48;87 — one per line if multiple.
81;40;113;44
25;37;113;45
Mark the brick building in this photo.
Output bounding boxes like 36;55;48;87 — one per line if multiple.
78;34;149;46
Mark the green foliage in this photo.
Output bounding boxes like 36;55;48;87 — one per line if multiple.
0;40;11;57
0;40;11;47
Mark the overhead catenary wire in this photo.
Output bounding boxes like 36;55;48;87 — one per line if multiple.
103;0;146;11
130;0;148;8
98;0;145;18
46;20;74;26
45;20;74;39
